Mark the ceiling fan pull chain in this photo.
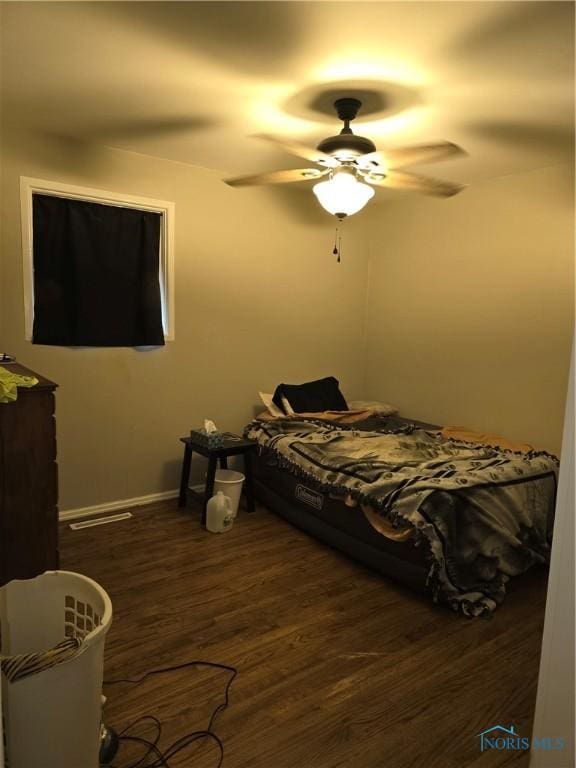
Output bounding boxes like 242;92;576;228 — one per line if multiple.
338;230;342;263
333;225;340;262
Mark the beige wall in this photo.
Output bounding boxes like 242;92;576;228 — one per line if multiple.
1;125;572;511
0;127;369;511
364;163;574;455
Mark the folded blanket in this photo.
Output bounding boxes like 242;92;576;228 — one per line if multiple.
440;426;535;454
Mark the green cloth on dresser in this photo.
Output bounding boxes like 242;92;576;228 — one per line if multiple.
0;366;39;403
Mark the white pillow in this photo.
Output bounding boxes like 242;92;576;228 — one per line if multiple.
258;391;285;418
348;399;398;416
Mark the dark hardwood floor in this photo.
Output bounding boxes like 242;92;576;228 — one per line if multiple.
59;501;548;768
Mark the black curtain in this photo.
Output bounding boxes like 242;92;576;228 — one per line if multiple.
32;194;165;347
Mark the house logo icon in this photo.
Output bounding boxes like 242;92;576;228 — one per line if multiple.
477;724;529;752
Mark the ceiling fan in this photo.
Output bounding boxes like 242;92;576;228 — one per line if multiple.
225;97;467;219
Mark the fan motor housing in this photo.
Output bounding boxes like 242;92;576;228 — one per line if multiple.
316;133;377;157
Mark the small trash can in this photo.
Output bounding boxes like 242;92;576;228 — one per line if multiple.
214;469;245;517
0;570;112;768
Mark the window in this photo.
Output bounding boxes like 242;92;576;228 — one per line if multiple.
20;177;175;345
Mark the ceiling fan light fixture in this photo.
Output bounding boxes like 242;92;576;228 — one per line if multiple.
312;167;375;219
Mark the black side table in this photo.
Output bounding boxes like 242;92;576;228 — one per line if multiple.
178;434;257;524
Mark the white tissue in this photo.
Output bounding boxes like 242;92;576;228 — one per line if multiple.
204;419;218;434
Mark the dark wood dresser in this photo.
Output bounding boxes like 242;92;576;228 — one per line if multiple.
0;363;59;586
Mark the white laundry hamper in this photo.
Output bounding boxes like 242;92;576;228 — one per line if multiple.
0;570;112;768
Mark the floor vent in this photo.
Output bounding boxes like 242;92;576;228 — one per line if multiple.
69;512;133;530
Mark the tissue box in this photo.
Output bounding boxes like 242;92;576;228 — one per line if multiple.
190;428;224;448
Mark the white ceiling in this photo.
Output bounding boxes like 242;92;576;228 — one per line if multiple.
1;1;574;190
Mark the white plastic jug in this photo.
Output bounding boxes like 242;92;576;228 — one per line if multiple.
206;491;234;533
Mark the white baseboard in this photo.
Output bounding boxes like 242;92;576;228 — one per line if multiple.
59;489;180;522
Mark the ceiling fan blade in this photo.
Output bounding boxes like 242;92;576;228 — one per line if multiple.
224;168;330;187
253;134;339;167
358;142;467;170
362;169;465;197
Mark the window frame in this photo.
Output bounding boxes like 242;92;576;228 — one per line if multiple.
20;176;175;342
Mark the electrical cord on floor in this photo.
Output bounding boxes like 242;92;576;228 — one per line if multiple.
104;660;237;768
115;716;166;768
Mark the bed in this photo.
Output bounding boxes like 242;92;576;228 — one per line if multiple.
246;380;558;617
